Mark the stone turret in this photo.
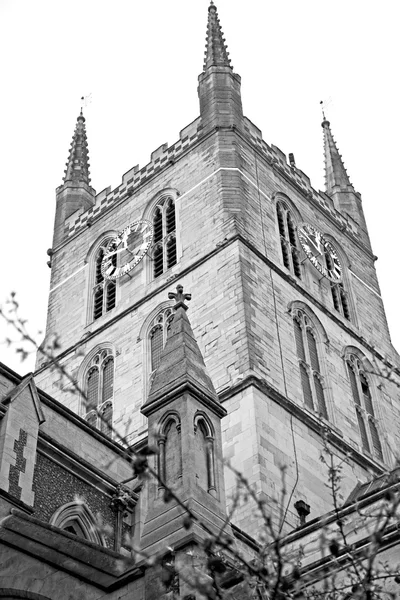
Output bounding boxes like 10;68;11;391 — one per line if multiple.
141;285;231;598
322;115;369;236
53;111;96;247
198;2;243;132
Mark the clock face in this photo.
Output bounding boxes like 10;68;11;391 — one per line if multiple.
101;220;153;280
297;223;342;283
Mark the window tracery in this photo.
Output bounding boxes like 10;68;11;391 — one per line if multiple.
346;354;383;461
324;247;350;321
276;201;301;279
83;349;114;436
293;309;328;418
149;307;174;373
152;197;176;278
92;242;116;320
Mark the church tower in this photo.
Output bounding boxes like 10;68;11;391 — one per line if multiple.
35;2;400;538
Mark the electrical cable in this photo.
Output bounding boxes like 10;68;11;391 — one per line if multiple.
254;149;300;532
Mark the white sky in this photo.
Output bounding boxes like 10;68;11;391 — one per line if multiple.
1;0;399;374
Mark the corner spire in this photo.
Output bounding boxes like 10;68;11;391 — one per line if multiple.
204;2;231;71
63;110;91;186
53;109;95;247
321;109;354;194
320;105;370;236
198;3;243;131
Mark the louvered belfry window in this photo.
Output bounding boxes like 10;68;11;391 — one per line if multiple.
276;202;301;279
324;248;350;321
152;198;177;278
293;310;328;419
84;350;114;437
347;355;383;461
149;308;174;373
93;243;117;320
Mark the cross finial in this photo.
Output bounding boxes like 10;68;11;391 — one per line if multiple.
168;284;192;311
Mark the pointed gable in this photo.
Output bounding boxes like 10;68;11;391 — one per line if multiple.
2;373;45;425
0;374;45;506
142;286;224;418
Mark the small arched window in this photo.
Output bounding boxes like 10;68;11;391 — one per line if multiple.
293;310;328;418
152;198;177;278
194;413;217;496
149;307;174;373
93;243;116;320
324;248;350;321
347;355;383;461
50;501;105;546
276;201;301;279
83;349;114;436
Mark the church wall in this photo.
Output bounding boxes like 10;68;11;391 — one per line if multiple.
0;544;145;600
37;240;252;442
221;384;376;540
240;245;400;466
235;132;396;359
33;452;117;548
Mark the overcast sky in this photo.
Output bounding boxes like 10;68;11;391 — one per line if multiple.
1;0;399;374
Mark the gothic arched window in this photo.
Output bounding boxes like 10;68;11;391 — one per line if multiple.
276;201;301;279
50;501;105;546
324;247;350;321
93;243;116;320
293;310;328;418
83;349;114;436
149;307;174;373
194;413;217;497
152;197;177;278
347;355;383;461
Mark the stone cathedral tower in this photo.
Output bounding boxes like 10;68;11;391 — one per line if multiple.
35;2;400;539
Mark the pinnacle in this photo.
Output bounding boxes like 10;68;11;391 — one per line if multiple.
203;2;232;71
142;286;222;414
63;111;91;186
322;118;354;194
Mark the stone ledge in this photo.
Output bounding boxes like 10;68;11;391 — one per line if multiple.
0;509;142;590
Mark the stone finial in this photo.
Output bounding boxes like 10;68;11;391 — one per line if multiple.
321;111;354;194
168;284;192;311
204;1;232;71
63;110;92;186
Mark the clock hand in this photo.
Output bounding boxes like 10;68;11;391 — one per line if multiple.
302;231;321;256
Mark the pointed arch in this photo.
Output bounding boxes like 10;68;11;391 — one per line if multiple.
321;234;356;324
273;192;303;279
50;501;106;546
142;188;180;282
194;411;217;496
78;343;116;436
139;301;174;403
157;411;182;490
288;301;329;345
343;346;384;462
288;302;330;419
85;232;119;323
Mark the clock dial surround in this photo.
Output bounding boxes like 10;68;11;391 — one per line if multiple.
297;223;342;283
101;220;153;280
